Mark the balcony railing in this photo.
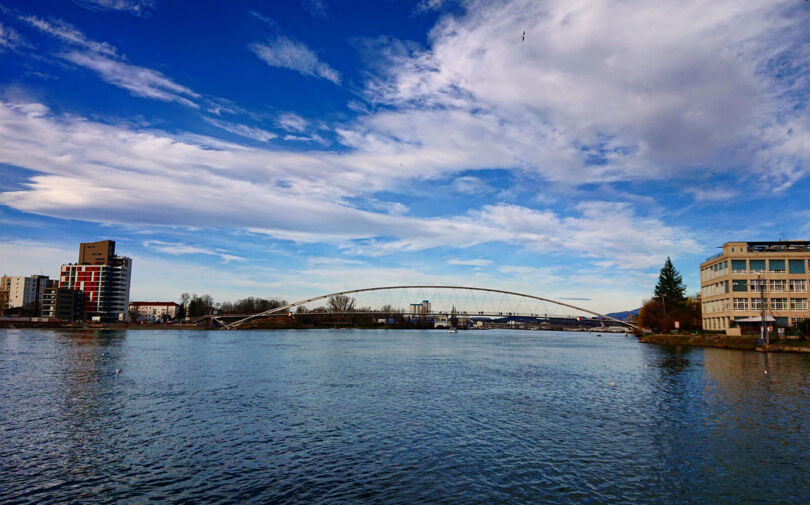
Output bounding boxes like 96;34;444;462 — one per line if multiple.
705;252;723;262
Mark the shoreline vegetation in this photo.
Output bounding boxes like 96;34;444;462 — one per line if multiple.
640;333;810;353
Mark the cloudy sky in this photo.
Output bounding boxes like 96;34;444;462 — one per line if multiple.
1;0;809;312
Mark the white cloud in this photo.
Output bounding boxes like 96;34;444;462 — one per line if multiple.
283;134;326;143
684;187;739;202
0;22;21;49
307;257;363;265
0;239;74;277
62;51;199;107
17;14;201;108
452;175;491;195
21;16;119;57
250;37;340;84
143;240;245;263
366;0;810;187
299;0;327;18
203;117;277;142
447;258;492;267
72;0;156;16
0;100;699;271
277;113;309;132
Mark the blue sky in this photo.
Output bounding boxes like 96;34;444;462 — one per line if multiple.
1;0;809;312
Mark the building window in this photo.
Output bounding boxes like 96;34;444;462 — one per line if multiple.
731;260;747;273
791;298;808;311
770;298;788;311
789;259;806;274
769;259;786;273
732;280;748;292
751;298;765;311
749;259;765;273
733;298;749;311
790;279;807;293
749;279;766;292
769;279;787;293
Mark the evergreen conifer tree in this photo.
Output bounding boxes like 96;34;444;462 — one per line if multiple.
654;257;686;307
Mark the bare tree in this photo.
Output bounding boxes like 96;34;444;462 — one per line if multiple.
327;295;356;312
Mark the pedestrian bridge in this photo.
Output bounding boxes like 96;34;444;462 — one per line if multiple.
221;285;636;330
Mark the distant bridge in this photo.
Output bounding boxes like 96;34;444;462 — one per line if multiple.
221;285;636;330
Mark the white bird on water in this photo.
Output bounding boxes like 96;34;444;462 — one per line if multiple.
115;368;121;374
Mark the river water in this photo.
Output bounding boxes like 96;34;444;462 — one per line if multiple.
1;329;809;504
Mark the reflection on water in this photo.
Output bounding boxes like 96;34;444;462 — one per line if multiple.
1;329;809;504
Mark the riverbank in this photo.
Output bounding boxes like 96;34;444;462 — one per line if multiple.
640;333;810;353
639;333;758;350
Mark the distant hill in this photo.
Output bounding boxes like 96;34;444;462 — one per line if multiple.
605;308;640;321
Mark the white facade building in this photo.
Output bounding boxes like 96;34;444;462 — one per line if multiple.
129;302;179;322
0;275;49;310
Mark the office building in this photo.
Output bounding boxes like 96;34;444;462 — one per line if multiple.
129;301;179;322
700;241;810;330
59;240;132;322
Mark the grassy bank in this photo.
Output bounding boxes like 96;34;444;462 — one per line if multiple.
640;333;810;352
639;333;759;350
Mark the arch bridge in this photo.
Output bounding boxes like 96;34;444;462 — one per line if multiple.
221;285;636;331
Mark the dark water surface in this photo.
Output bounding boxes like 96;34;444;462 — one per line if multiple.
2;329;809;504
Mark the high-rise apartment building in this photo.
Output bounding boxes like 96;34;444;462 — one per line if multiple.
59;240;132;322
700;241;810;331
0;275;49;313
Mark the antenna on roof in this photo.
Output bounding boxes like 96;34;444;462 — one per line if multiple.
779;232;788;242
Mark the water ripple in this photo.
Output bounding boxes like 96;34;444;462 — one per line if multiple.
1;329;809;504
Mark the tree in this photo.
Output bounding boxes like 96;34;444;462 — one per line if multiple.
187;293;214;317
177;293;189;320
638;294;702;333
327;295;356;312
654;257;687;309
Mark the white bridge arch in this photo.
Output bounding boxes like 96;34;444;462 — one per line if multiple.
222;285;636;330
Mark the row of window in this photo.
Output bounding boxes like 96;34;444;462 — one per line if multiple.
705;279;808;297
730;298;808;311
702;259;809;281
704;298;810;313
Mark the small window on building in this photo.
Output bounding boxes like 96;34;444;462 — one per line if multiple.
769;259;786;272
749;259;765;272
731;260;747;272
732;280;748;292
790;298;808;311
770;298;788;311
789;259;806;274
